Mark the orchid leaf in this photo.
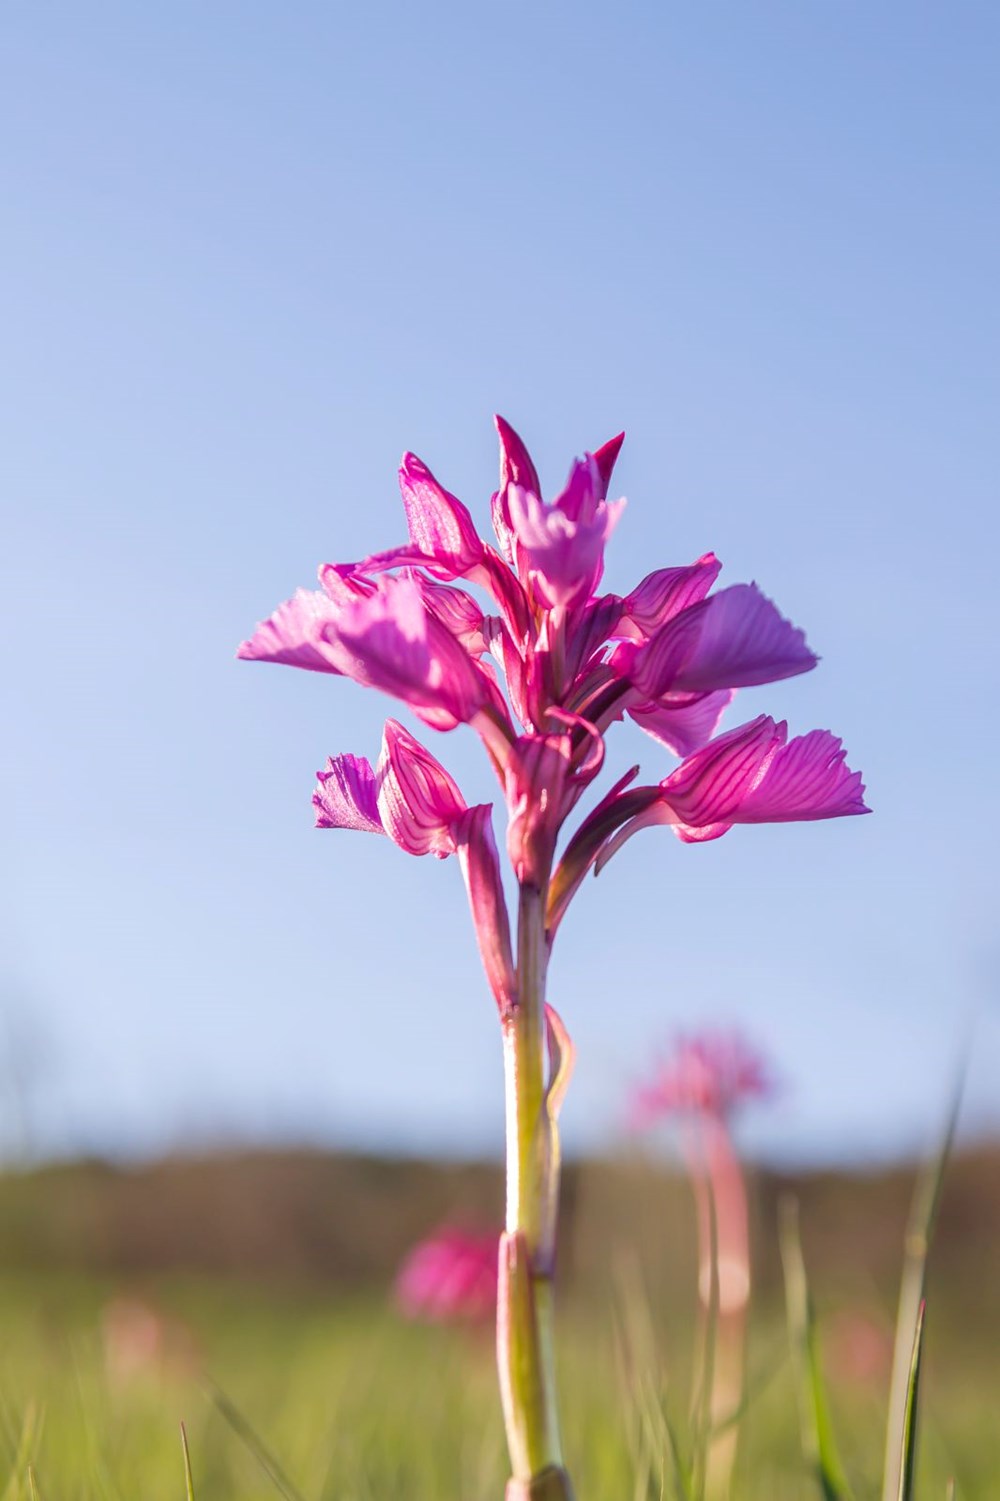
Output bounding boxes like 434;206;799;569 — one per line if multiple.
779;1197;853;1501
882;1072;962;1501
896;1300;926;1501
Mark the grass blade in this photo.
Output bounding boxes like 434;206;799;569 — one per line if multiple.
209;1384;307;1501
778;1196;852;1501
881;1073;962;1501
896;1300;926;1501
180;1422;196;1501
1;1405;41;1501
612;1253;692;1501
690;1169;720;1501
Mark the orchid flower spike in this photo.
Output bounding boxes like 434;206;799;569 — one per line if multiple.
239;416;869;1501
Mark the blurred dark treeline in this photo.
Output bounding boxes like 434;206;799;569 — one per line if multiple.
0;1147;996;1332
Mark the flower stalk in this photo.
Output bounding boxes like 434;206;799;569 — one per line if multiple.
498;882;573;1498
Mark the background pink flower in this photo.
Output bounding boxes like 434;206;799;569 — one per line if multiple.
394;1226;499;1324
630;1029;777;1129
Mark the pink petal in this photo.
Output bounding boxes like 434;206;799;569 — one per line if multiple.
375;719;466;857
453;804;517;1015
332;575;488;730
398;453;485;575
507;483;622;610
413;575;488;656
476;549;532;643
313;754;385;835
317;563;377;604
592;431;625;497
504;734;574;883
734;728;870;823
237;588;345;674
660;715;780;828
612;602;706;699
620;554;721;641
492;416;540;567
670;584;818;693
495;415;541;495
629;690;735;759
489;489;516;568
553;455;603;524
562;594;624;686
487;620;535;731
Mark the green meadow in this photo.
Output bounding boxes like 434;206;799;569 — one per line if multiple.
0;1149;996;1499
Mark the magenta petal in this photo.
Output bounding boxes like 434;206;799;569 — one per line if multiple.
317;563;377;604
671;583;818;692
553;455;602;524
670;816;736;844
492;416;540;569
398;453;485;575
414;575;488;656
504;734;573;883
508;481;622;610
352;543;430;575
660;715;780;827
616;602;706;699
621;554;722;641
237;588;344;674
477;549;531;643
375;719;466;857
562;594;625;685
592;432;625;497
453;804;518;1015
313;754;385;835
495;415;541;496
629;690;735;759
333;575;488;729
735;728;870;823
489;490;516;567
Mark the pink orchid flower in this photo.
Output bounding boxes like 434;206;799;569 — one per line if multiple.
395;1225;500;1324
239;417;868;1499
630;1029;776;1129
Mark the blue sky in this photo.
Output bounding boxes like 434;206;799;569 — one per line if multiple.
3;1;998;1165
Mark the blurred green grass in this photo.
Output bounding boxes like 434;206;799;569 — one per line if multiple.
0;1148;995;1499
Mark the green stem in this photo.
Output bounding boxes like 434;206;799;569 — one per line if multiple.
497;884;573;1499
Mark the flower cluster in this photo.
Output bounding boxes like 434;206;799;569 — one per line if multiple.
630;1030;776;1128
239;417;868;1020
